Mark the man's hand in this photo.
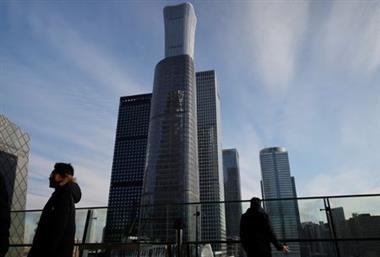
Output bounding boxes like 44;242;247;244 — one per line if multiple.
282;244;289;253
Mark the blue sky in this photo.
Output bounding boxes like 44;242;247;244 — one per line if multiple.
1;1;379;209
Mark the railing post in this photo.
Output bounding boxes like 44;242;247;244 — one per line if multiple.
175;219;184;257
167;243;173;257
323;198;341;257
79;209;93;257
194;206;200;257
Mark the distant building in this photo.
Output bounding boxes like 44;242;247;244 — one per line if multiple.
260;147;301;257
343;213;380;257
331;207;345;226
105;94;151;243
223;149;243;257
196;70;226;252
140;3;199;242
0;115;30;257
300;222;330;257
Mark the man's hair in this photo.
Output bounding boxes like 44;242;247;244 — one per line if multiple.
250;197;261;208
53;163;74;176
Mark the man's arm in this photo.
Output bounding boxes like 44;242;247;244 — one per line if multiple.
0;176;10;257
262;213;284;251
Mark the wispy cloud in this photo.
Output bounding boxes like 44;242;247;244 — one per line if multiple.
27;13;142;96
1;5;140;208
304;168;380;197
2;1;379;210
247;1;309;91
318;1;380;74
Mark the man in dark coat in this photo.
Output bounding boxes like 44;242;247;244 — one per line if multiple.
28;163;81;257
0;173;10;257
240;197;289;257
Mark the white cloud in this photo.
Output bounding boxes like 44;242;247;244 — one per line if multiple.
2;9;136;209
28;153;53;179
319;1;380;73
26;10;143;97
303;168;380;197
247;1;309;91
74;164;110;207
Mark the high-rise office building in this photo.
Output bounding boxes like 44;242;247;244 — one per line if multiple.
0;115;30;257
105;94;151;243
223;149;243;257
260;147;301;257
140;3;199;242
196;70;226;252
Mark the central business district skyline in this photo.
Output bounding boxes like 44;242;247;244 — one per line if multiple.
100;3;380;257
1;2;379;257
105;2;303;257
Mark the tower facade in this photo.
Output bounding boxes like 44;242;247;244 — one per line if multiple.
196;70;226;252
105;94;151;242
223;149;242;239
140;3;199;242
0;115;30;257
260;147;301;257
223;149;243;257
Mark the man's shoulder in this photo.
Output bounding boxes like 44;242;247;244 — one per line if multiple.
244;208;268;219
52;187;72;202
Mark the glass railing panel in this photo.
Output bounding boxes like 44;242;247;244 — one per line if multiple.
328;195;380;239
337;240;380;257
299;241;338;257
8;195;380;257
74;208;108;244
224;200;244;242
260;199;302;257
22;210;42;245
5;246;31;257
75;208;90;243
82;208;108;244
10;208;108;246
297;199;332;241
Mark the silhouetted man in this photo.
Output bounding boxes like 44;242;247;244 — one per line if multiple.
240;197;289;257
28;163;81;257
0;173;10;257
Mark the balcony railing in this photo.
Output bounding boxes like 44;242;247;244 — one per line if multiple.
8;194;380;257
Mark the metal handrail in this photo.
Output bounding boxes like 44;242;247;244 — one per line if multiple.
10;193;380;212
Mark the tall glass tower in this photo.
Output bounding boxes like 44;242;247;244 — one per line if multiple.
196;70;226;252
223;150;242;234
140;3;199;242
260;147;301;257
223;149;243;257
0;115;30;257
105;94;151;243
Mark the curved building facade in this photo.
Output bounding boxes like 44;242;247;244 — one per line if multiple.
140;3;199;242
164;3;196;58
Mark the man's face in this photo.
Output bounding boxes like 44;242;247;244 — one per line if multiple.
49;172;64;188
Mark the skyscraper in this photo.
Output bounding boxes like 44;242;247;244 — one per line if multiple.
0;115;30;257
196;70;226;252
105;94;151;243
140;3;199;242
223;149;243;257
260;147;301;257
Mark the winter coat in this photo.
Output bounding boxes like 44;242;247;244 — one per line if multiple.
0;174;10;257
240;206;283;257
28;182;81;257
